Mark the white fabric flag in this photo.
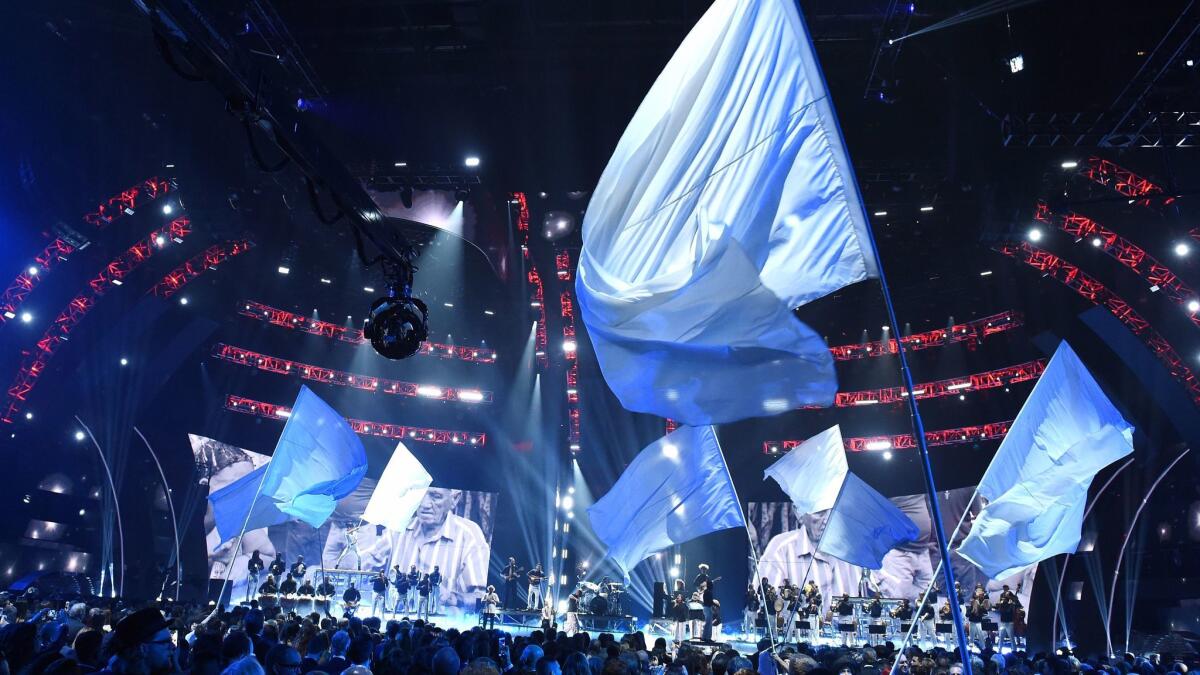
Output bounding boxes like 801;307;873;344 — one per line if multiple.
820;473;920;570
361;441;432;533
763;425;848;513
576;0;878;426
957;342;1134;579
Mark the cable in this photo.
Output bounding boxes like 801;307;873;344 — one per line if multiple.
152;31;204;82
243;120;291;173
304;175;344;225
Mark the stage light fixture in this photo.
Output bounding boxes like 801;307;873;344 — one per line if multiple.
320;278;332;284
1008;54;1024;73
464;156;481;168
20;312;33;323
394;161;407;167
179;297;188;305
1175;242;1190;257
1092;237;1103;247
458;390;484;403
484;309;494;316
24;412;32;420
1061;160;1078;170
979;270;992;276
662;443;679;459
1188;299;1200;313
416;385;443;398
883;451;893;460
363;286;375;293
162;204;173;215
400;186;413;209
865;440;892;451
873;210;888;216
120;357;128;366
155;235;166;247
28;266;39;276
919;205;934;212
74;431;85;442
1027;228;1042;242
562;340;577;353
669;567;680;578
454;187;470;203
562;495;575;511
542;210;578;240
365;286;429;361
277;266;290;275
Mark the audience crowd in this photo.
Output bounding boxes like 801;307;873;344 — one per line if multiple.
0;594;1194;675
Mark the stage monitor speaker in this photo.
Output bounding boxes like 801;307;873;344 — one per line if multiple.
653;581;667;618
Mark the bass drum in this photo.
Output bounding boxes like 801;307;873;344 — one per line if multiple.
588;594;610;616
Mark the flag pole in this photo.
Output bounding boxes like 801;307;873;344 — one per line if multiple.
711;428;778;650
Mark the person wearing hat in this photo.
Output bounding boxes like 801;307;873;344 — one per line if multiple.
98;607;176;675
996;584;1022;650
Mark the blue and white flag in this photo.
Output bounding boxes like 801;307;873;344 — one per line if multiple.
362;441;432;533
587;425;746;574
764;425;848;513
820;473;920;570
575;0;878;426
957;342;1134;579
210;386;368;543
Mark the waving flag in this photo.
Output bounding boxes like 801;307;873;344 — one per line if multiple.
764;425;848;513
819;473;920;570
210;386;368;543
958;342;1134;579
575;0;878;425
587;425;745;574
362;441;432;532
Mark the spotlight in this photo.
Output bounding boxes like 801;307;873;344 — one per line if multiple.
364;288;429;360
74;430;86;442
155;235;166;247
179;297;189;305
542;210;578;240
562;495;575;511
1028;228;1043;242
400;186;414;209
669;567;680;578
919;205;934;212
1175;242;1190;257
873;211;888;217
277;266;290;275
1008;53;1025;73
464;156;481;168
662;443;679;459
25;412;32;420
394;161;407;168
1060;160;1079;170
320;278;332;284
883;451;893;460
162;204;173;215
454;188;470;203
1092;237;1103;247
120;357;129;366
20;312;33;323
864;440;892;451
562;340;577;353
1188;299;1200;313
27;266;38;276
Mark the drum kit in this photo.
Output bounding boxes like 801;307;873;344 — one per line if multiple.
576;580;625;616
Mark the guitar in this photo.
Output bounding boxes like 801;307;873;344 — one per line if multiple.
503;566;526;582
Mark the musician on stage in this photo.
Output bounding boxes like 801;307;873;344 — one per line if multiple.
259;574;278;598
866;596;883;643
918;596;936;645
700;577;716;641
759;576;776;626
280;573;298;611
540;595;557;635
342;582;362;617
429;566;443;615
743;584;759;637
966;583;990;646
290;555;307;580
939;598;954;641
371;570;389;617
246;550;265;602
835;593;854;646
418;573;433;620
565;588;582;637
671;593;688;645
405;564;420;612
316;577;336;613
892;599;913;644
481;585;500;629
269;553;286;578
391;565;408;614
803;582;823;641
527;563;546;610
996;584;1021;649
502;557;521;609
298;577;315;600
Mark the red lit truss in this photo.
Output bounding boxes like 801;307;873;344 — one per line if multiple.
212;343;493;403
827;310;1022;360
2;218;192;422
764;420;1013;454
236;300;498;363
996;241;1200;405
1082;157;1167;206
149;240;256;298
825;359;1046;408
1036;202;1199;330
1;177;174;325
513;192;548;367
225;394;486;446
559;249;581;451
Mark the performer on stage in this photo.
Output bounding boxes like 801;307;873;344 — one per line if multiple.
259;574;278;598
316;576;336;613
502;557;521;609
892;599;913;645
967;583;990;646
429;565;443;615
342;582;361;617
481;585;500;629
527;563;546;610
298;577;315;596
939;598;954;643
997;584;1022;649
743;584;759;636
405;564;420;612
671;593;688;645
700;577;716;641
836;593;854;646
565;588;582;637
280;573;298;611
540;595;557;635
246;550;265;602
391;565;408;615
418;573;432;620
918;596;936;645
371;570;389;617
269;553;286;578
290;555;307;580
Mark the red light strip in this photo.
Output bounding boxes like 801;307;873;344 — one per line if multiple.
996;241;1200;405
1;177;174;325
2;218;193;422
149;240;255;298
559;250;581;451
1082;157;1167;206
211;343;493;403
1036;202;1199;329
236;300;497;364
825;359;1046;408
764;420;1013;454
224;394;486;446
827;310;1022;360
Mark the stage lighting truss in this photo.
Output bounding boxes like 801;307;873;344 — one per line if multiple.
556;250;573;281
149;240;255;298
1035;202;1200;330
558;251;582;450
212;343;493;404
224;395;486;446
827;310;1022;360
1;177;175;325
2;218;192;423
237;300;497;363
1081;157;1167;207
996;241;1200;405
527;268;548;365
764;421;1013;454
817;359;1046;409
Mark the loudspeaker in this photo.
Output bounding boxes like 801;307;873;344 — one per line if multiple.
652;581;667;618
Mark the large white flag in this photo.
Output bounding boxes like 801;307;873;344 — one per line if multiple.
361;441;432;533
763;425;848;513
820;473;920;570
576;0;878;426
957;342;1134;579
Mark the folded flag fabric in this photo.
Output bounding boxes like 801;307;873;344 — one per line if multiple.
957;342;1134;579
587;425;746;574
575;0;878;425
210;386;368;543
362;440;432;532
820;473;920;570
764;425;848;513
